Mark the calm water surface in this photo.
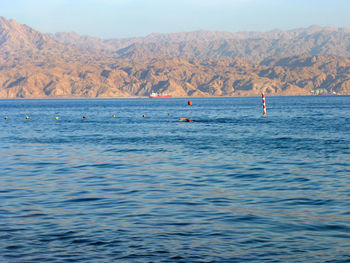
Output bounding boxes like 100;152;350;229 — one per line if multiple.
0;96;350;262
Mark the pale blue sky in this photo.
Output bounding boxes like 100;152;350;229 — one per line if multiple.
2;0;350;38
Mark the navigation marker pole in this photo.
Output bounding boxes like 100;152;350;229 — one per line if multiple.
262;93;267;116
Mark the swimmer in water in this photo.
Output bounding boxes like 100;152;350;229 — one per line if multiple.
179;118;193;122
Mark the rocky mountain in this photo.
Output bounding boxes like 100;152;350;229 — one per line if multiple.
0;16;350;98
0;17;63;52
51;25;350;61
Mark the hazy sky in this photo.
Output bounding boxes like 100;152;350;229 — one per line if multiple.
2;0;350;38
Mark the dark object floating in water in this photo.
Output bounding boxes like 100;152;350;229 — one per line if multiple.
179;118;193;122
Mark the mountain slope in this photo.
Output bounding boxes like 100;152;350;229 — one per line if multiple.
51;25;350;61
1;54;349;98
0;17;350;98
0;16;61;51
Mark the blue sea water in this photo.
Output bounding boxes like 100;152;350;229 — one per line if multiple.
0;96;349;263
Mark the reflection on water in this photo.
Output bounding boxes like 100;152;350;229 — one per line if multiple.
0;97;350;262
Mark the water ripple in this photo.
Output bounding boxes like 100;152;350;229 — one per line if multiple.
1;97;350;262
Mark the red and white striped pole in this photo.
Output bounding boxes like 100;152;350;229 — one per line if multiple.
262;93;267;116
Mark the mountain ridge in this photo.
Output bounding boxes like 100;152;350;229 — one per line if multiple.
0;16;350;98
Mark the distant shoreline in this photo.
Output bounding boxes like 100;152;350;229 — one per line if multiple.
0;94;345;100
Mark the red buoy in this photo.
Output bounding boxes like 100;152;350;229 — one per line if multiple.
188;100;192;106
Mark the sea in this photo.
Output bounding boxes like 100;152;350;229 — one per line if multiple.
0;96;349;263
